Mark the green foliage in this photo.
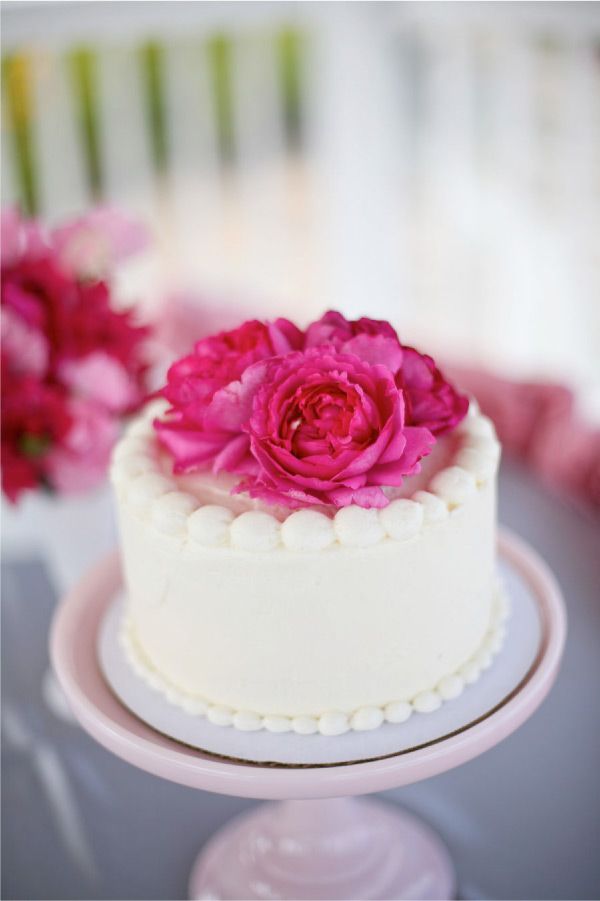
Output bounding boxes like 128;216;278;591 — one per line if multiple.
2;54;38;214
206;34;234;165
68;47;103;196
140;41;168;173
276;28;304;151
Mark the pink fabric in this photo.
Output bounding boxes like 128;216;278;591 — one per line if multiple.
447;365;600;511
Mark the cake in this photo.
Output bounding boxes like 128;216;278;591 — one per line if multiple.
111;312;506;736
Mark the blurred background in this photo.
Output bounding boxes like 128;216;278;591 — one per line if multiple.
2;3;599;900
2;1;599;397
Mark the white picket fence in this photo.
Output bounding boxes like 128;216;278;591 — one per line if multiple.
2;2;599;410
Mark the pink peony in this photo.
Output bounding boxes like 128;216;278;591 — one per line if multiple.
1;246;148;382
1;365;72;502
1;254;73;356
163;321;273;412
1;207;151;503
1;225;149;402
304;310;398;348
58;351;141;413
45;399;119;493
303;311;467;434
239;349;435;509
54;278;149;377
304;310;403;375
397;347;469;435
1;306;49;377
154;311;471;510
155;362;267;475
1;362;120;500
155;319;302;473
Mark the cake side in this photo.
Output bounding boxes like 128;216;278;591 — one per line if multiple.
112;399;502;730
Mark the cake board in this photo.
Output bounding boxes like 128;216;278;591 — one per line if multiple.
98;555;529;767
50;529;566;900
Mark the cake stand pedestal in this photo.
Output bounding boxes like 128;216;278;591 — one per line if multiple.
50;531;565;901
188;796;453;900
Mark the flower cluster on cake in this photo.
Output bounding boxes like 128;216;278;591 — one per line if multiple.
112;308;505;737
1;208;149;502
154;311;469;509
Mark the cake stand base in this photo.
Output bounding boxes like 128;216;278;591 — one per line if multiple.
51;529;565;901
189;797;454;901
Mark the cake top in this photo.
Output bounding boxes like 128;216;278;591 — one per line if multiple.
152;311;469;511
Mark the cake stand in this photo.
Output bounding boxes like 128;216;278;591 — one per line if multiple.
50;530;565;900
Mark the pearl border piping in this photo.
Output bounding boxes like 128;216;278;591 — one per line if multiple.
119;583;510;735
111;400;501;552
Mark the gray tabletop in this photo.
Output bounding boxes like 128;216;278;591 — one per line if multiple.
2;459;599;901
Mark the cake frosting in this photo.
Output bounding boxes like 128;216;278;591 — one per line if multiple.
112;390;504;735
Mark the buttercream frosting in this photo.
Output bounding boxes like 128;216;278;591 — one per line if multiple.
111;400;500;552
118;586;510;734
112;398;504;734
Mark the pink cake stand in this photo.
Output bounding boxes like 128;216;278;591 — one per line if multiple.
50;530;565;901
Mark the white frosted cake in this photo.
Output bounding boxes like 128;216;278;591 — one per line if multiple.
111;312;506;736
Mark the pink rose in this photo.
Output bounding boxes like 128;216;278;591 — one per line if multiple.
155;362;267;475
155;318;302;473
160;319;301;419
304;310;403;375
303;311;467;434
397;347;469;435
304;310;398;347
239;349;435;509
155;352;257;474
153;312;473;510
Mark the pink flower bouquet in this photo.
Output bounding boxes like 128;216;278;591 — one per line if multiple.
155;311;468;509
1;207;150;503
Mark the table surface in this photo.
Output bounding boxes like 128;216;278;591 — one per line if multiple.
2;459;599;901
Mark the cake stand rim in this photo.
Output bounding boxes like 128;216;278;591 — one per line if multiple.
49;527;566;800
